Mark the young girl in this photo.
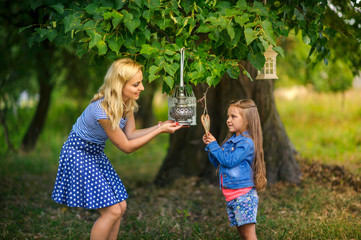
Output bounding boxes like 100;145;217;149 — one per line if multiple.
202;99;267;240
51;58;183;240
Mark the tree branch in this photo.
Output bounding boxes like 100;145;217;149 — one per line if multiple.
146;23;173;43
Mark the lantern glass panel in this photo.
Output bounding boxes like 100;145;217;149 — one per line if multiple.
168;86;197;125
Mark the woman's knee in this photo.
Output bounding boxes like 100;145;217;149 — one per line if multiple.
119;200;127;213
100;202;126;219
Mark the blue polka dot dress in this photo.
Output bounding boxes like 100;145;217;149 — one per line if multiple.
51;99;128;209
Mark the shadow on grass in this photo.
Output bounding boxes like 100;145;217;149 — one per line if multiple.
1;154;361;239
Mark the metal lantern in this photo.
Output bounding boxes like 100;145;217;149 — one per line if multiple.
168;48;196;125
256;46;278;80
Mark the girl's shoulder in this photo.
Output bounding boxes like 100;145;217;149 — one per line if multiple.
229;134;254;147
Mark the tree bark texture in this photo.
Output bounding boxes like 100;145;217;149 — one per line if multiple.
135;82;157;128
155;61;301;186
21;48;55;152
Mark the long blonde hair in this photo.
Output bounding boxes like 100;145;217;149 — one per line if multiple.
223;99;267;191
91;58;143;129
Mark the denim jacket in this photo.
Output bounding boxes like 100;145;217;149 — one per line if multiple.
205;132;255;189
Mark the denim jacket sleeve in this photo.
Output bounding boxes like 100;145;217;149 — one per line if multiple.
206;138;253;168
205;141;220;169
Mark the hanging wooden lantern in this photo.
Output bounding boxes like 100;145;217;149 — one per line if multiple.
168;48;196;125
256;46;278;80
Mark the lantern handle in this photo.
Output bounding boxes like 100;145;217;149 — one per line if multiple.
180;47;185;90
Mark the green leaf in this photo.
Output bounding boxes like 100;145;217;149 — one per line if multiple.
140;44;158;55
149;65;161;75
149;73;159;82
164;76;174;88
227;24;235;40
149;65;161;82
142;10;152;21
115;1;126;9
19;25;32;33
97;40;108;55
194;61;203;72
243;70;253;81
35;28;48;39
89;31;102;49
196;24;212;33
206;75;215;86
272;46;284;58
85;3;98;14
234;16;249;27
103;12;113;20
236;0;248;10
108;35;123;53
244;28;256;45
51;3;64;14
112;11;124;28
247;51;265;70
63;14;81;33
124;13;140;33
164;62;176;76
253;1;268;16
227;67;240;79
76;43;88;57
261;20;276;45
27;35;35;47
46;29;57;42
259;36;269;51
134;0;143;7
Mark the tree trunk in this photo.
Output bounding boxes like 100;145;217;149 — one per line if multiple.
135;82;157;128
0;108;14;152
155;61;301;186
21;60;54;152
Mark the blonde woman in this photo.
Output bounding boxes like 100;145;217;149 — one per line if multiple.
51;58;183;240
203;99;267;240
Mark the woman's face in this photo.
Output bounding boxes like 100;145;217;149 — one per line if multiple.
122;70;144;102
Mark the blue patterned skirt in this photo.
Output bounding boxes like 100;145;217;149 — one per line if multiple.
226;188;258;227
51;131;128;209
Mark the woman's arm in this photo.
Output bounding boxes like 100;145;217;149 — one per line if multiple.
122;114;173;139
99;117;182;154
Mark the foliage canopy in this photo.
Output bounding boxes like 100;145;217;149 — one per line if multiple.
26;0;361;93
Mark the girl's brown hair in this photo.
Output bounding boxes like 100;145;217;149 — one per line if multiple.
224;99;267;191
91;58;143;129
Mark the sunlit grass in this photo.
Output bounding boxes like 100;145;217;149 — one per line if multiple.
275;87;361;175
1;87;360;239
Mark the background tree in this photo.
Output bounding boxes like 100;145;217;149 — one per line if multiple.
0;1;112;153
25;0;361;184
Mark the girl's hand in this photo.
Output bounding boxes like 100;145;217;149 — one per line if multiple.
202;133;216;144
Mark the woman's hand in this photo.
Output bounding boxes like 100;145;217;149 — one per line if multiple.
159;121;184;133
202;132;216;145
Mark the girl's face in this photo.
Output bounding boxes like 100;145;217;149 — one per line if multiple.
226;106;245;136
122;70;144;102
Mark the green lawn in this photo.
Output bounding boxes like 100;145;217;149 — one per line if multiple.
1;88;360;239
275;87;361;175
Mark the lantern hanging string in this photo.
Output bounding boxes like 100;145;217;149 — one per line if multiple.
197;86;210;115
197;86;210;134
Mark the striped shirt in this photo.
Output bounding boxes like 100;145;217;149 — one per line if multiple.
72;99;127;144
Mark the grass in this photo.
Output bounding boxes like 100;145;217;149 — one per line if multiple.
1;87;361;239
275;87;361;175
